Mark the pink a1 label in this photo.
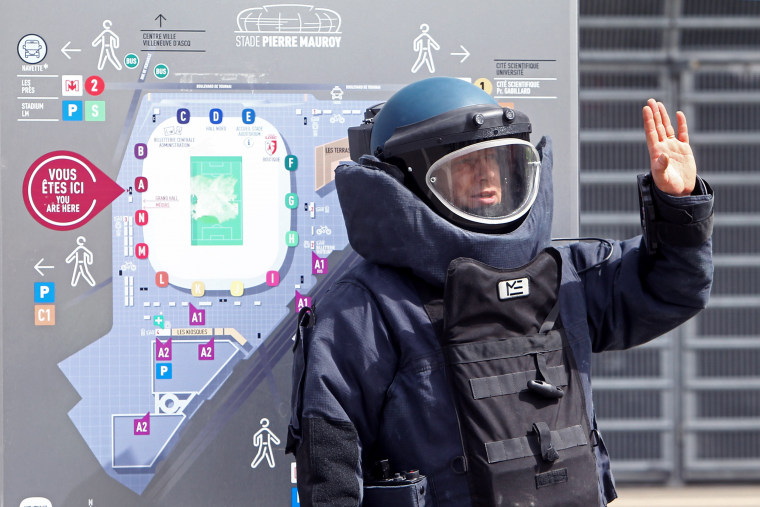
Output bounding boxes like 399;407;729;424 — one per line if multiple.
312;251;328;275
295;290;311;313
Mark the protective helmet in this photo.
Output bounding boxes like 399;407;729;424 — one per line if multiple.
368;77;539;233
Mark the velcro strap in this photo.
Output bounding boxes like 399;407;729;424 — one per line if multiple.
638;173;659;252
656;214;714;247
485;425;587;464
292;306;312;351
533;422;560;462
538;303;561;334
534;353;554;385
470;366;568;400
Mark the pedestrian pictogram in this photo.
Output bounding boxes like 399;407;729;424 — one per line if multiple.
92;20;122;70
66;236;96;287
412;24;439;74
251;418;280;468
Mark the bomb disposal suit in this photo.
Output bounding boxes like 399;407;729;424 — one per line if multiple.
286;78;714;506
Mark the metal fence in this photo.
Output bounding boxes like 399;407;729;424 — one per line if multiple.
578;0;760;483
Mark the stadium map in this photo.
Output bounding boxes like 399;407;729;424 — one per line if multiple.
58;90;376;494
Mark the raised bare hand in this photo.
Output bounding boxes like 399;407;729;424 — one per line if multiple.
642;98;697;196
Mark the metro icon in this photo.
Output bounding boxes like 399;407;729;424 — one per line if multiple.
62;75;83;96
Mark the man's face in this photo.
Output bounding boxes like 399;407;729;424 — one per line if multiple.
448;147;503;213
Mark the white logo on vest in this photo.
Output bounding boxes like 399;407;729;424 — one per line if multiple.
497;277;529;300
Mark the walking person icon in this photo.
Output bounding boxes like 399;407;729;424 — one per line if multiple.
92;20;122;71
251;418;280;468
411;24;439;74
66;236;96;287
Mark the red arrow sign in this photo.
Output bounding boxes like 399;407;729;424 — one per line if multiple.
22;150;125;231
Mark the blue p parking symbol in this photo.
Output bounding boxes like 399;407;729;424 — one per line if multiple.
62;100;83;121
156;363;172;379
35;282;55;303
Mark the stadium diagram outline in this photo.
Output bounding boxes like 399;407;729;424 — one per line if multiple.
236;4;341;33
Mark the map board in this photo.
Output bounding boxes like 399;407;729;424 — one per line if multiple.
1;1;579;505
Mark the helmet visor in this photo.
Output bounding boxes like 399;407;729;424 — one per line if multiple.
426;138;541;225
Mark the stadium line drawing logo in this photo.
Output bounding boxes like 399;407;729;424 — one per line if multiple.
236;4;341;33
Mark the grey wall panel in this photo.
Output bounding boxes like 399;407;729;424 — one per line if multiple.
579;0;760;485
1;1;580;505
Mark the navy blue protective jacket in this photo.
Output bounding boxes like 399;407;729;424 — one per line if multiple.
287;137;714;506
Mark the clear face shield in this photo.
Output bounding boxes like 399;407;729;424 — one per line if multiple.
426;138;541;226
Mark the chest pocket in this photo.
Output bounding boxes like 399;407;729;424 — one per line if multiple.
437;249;600;507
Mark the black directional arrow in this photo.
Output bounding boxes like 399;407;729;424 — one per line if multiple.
155;14;167;27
